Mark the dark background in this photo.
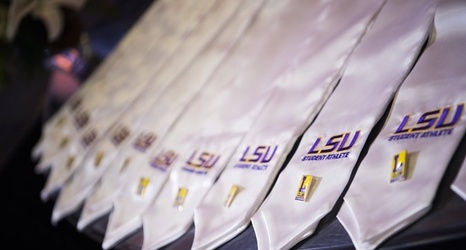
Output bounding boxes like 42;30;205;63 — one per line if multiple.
0;1;153;249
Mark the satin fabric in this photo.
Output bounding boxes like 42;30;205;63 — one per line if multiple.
191;0;387;249
96;1;270;247
251;1;440;249
337;0;466;249
139;1;383;250
39;0;219;202
76;0;266;232
50;0;250;225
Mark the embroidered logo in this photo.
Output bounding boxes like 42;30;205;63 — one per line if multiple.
301;131;360;161
111;125;130;146
133;132;156;152
149;150;178;172
73;109;89;129
81;129;97;147
388;103;463;141
233;145;277;171
182;150;220;175
69;97;82;111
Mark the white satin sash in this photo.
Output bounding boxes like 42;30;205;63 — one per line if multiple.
251;1;440;249
338;0;466;249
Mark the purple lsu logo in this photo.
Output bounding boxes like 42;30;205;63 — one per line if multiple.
133;132;156;152
183;150;220;175
395;103;463;133
234;145;278;171
111;126;130;146
389;103;463;141
69;97;82;111
301;131;360;161
73;109;89;129
239;145;277;163
81;129;97;147
150;150;178;172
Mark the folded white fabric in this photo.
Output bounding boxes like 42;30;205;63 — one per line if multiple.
51;0;256;225
39;0;218;203
77;0;265;232
32;0;171;173
337;0;466;249
33;110;76;173
451;157;466;201
101;0;304;247
138;1;387;250
250;1;441;249
191;0;388;249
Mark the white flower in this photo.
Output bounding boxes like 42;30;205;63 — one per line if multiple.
6;0;86;42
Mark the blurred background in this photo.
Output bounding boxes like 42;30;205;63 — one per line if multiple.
0;1;153;249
